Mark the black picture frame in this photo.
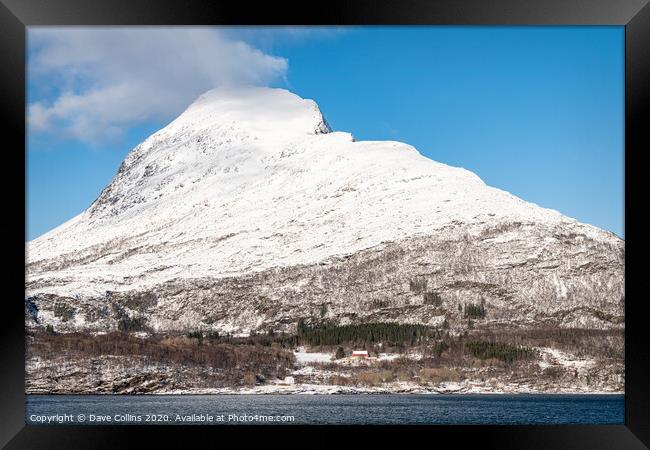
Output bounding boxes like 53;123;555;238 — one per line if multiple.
2;0;647;448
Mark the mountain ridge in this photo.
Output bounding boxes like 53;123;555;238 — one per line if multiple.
26;86;624;334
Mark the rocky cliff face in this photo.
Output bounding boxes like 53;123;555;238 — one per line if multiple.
25;87;624;334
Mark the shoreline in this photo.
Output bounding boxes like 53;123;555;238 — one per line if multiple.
27;384;624;396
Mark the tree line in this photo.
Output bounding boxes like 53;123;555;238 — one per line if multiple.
296;320;438;346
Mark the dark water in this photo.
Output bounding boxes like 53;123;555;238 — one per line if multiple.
26;394;624;425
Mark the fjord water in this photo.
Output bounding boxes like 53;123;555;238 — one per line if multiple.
26;394;623;425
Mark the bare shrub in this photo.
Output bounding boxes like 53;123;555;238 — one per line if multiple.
326;375;351;386
419;367;462;384
53;303;75;322
354;370;395;386
423;292;443;306
542;366;565;379
241;372;257;386
27;330;295;384
409;279;427;293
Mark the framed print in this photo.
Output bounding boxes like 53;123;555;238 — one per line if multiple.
1;0;648;448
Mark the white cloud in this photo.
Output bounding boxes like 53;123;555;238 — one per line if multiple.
28;27;289;145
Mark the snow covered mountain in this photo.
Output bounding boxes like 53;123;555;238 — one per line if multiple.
26;87;624;334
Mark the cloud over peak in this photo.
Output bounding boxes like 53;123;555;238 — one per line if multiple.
28;27;288;145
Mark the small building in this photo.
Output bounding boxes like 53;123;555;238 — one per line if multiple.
351;350;369;358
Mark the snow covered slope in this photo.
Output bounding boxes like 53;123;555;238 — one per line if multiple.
26;87;624;333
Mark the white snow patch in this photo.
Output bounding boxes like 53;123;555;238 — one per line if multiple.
537;347;595;372
377;353;401;361
294;348;333;364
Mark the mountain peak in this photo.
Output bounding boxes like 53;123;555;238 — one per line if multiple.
160;86;331;141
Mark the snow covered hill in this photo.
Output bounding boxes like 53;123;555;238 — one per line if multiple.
26;87;624;334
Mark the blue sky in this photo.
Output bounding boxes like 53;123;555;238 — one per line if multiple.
27;26;624;240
